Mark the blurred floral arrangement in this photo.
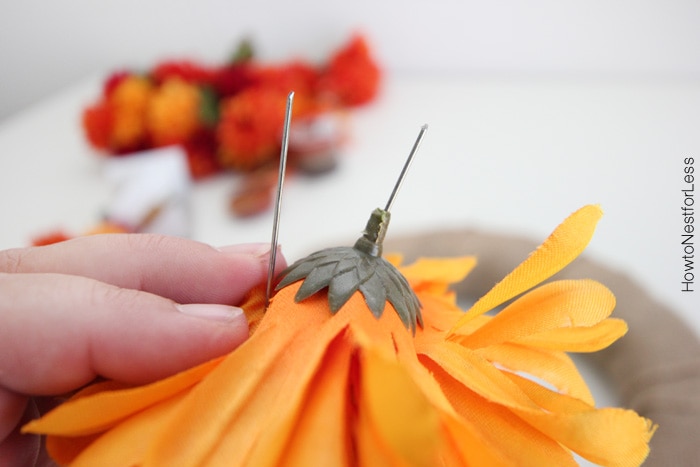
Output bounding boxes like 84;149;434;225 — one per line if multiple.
31;36;378;245
81;34;381;216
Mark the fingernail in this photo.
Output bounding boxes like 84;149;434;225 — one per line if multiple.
176;303;245;322
217;243;271;259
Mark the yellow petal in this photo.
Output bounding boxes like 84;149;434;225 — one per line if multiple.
384;252;404;267
454;279;615;349
514;318;628;352
414;293;482;350
451;205;603;333
475;343;594;405
358;346;440;467
400;256;477;294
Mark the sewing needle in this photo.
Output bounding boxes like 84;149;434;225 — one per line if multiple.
384;124;428;212
265;91;294;308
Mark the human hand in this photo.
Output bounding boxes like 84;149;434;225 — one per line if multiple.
0;234;286;466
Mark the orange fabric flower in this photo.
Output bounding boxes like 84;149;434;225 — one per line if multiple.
82;101;113;149
23;205;655;466
107;76;154;152
146;78;202;147
82;74;154;153
216;87;288;170
252;61;320;100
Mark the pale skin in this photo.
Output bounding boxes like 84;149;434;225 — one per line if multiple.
0;234;286;466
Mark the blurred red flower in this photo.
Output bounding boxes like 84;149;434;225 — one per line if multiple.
320;35;381;106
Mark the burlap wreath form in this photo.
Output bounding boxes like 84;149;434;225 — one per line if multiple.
385;229;700;466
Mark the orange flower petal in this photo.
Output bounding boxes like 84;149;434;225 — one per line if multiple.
475;343;594;405
439;415;513;467
414;293;476;340
22;357;222;437
144;291;338;464
514;318;628;352
383;252;403;266
240;284;266;334
357;346;440;467
454;279;615;349
428;340;654;466
424;358;579;466
45;432;101;466
59;391;189;467
424;341;538;409
451;204;603;332
276;334;353;467
22;216;654;467
400;256;477;294
505;373;656;467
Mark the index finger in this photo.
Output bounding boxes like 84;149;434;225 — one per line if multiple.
0;234;286;305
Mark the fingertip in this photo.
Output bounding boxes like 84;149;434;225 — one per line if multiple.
218;243;288;269
214;244;287;303
216;243;271;257
100;302;251;385
175;304;249;351
175;303;246;324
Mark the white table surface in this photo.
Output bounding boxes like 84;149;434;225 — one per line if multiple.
1;75;697;466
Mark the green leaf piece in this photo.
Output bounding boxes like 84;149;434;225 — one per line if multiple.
276;245;422;332
274;207;422;332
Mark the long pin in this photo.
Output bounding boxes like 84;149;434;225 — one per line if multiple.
265;91;295;308
384;124;428;212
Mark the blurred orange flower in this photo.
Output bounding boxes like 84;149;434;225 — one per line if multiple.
31;222;129;246
146;78;202;147
216;87;288;170
24;205;655;466
107;76;154;152
253;61;320;100
83;75;154;153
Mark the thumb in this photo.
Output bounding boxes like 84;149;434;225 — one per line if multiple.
0;272;249;396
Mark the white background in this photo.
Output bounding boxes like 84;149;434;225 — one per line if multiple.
2;1;700;120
